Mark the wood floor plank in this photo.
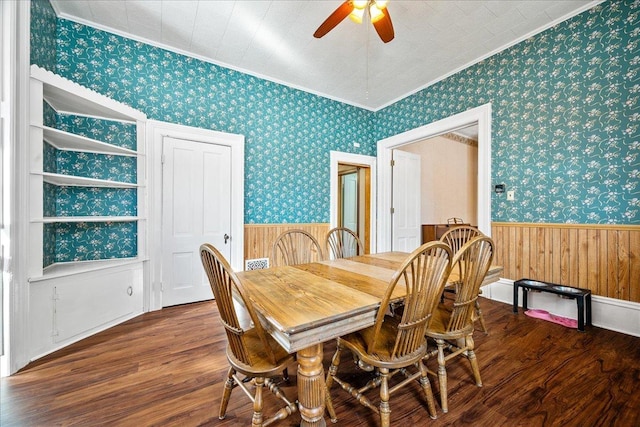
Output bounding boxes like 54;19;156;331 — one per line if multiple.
2;298;639;426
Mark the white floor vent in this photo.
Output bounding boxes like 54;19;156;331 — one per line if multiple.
245;258;270;271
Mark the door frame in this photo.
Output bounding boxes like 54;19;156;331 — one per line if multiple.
377;103;492;252
1;0;31;376
147;120;244;311
330;151;376;254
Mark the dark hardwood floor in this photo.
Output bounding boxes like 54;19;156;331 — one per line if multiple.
2;297;639;426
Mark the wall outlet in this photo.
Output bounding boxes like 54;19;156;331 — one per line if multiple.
507;190;515;201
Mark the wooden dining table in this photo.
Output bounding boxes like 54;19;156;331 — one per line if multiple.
235;252;503;427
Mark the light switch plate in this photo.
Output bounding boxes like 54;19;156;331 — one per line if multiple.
507;190;515;201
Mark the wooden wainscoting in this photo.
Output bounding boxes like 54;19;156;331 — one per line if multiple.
244;223;330;263
491;222;640;303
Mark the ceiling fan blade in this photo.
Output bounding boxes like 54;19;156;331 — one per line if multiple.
373;8;394;43
314;1;354;39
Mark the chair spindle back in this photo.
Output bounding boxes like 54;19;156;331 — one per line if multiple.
445;236;494;332
368;242;452;359
200;243;277;366
271;229;324;266
326;227;364;259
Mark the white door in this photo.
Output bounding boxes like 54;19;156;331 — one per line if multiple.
392;149;421;252
162;136;231;307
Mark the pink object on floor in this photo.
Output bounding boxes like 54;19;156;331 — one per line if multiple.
524;309;578;329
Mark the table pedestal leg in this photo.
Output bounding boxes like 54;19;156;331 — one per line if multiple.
297;343;326;427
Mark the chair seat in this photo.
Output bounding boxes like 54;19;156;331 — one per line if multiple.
339;315;427;368
227;327;294;376
425;304;474;340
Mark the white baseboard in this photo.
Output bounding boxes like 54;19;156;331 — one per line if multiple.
482;279;640;338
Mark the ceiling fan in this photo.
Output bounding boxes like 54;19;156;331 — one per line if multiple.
313;0;395;43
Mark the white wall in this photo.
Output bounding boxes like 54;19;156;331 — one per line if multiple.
399;134;477;225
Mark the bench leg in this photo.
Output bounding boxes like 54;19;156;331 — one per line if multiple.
576;297;585;332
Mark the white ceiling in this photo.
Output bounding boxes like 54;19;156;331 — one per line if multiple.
50;0;598;111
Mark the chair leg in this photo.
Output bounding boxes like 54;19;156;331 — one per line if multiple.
435;338;449;413
465;335;483;387
418;360;437;419
325;386;338;423
379;367;391;427
252;376;265;427
325;342;343;423
475;300;489;334
325;342;342;391
219;366;235;419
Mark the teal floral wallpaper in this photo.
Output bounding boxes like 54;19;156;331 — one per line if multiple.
377;0;639;224
44;222;137;265
55;113;137;150
30;0;639;234
30;0;56;71
52;19;375;225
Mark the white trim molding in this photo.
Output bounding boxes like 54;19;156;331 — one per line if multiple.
1;0;32;377
485;279;640;338
376;103;491;252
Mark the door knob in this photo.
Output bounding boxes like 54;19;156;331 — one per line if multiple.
224;233;230;244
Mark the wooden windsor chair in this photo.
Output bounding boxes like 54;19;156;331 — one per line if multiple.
325;241;453;426
200;244;297;427
425;235;495;413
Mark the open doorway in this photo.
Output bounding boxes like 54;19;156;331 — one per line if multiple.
337;163;371;253
397;124;478;226
330;152;377;254
377;103;492;252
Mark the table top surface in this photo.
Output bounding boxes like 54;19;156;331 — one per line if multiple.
236;251;502;352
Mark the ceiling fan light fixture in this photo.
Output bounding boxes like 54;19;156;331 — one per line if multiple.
369;3;385;23
349;7;365;24
373;0;389;9
313;0;394;43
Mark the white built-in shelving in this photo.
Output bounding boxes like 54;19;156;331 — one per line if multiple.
29;65;147;279
27;65;148;359
41;126;138;156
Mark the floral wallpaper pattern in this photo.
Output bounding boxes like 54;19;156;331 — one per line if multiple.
44;222;138;265
53;151;137;183
43;184;137;218
29;0;640;269
55;113;137;150
377;0;640;224
30;0;56;71
52;19;375;225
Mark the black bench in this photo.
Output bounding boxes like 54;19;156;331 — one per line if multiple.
513;278;592;332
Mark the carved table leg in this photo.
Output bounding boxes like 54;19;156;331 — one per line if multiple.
297;343;327;427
